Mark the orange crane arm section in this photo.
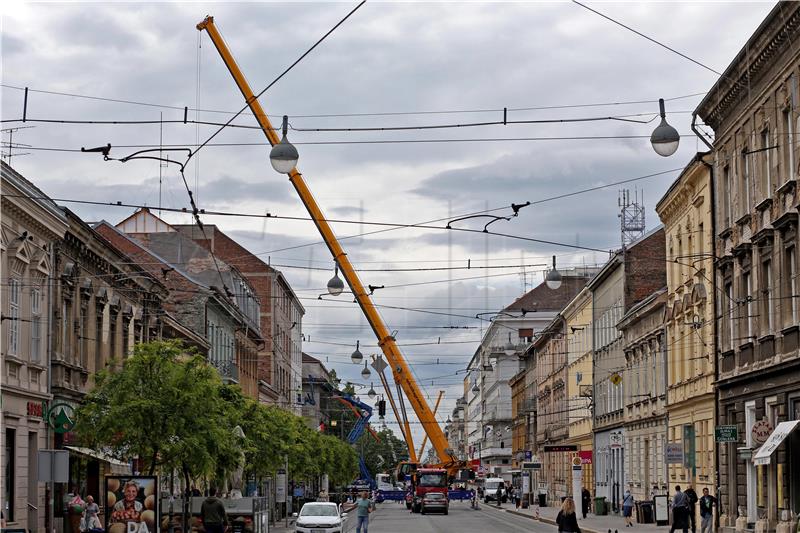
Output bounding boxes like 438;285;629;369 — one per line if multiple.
197;16;455;466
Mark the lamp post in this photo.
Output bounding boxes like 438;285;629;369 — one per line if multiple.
650;98;680;157
327;265;344;296
351;341;363;364
545;256;562;290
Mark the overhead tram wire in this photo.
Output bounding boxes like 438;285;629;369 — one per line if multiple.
0;82;708;118
1;163;684;259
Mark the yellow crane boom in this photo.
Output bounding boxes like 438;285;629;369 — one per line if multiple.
197;16;457;467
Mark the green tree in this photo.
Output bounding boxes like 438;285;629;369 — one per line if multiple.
357;426;409;480
75;340;240;487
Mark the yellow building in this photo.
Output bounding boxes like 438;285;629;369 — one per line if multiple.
564;287;595;494
655;153;716;497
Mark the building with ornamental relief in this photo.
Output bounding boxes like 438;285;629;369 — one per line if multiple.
655;154;716;518
695;3;800;530
1;161;68;533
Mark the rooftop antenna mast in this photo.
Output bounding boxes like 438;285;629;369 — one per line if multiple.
618;188;646;250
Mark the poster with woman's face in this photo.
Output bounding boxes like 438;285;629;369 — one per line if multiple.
105;476;158;533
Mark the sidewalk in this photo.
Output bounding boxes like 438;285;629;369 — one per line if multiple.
485;501;668;533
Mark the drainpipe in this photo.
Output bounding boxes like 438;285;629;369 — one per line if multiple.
46;242;55;533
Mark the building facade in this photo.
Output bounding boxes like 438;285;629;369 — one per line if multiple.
466;272;594;480
618;288;668;504
563;287;595;500
173;223;304;413
655;154;717;518
1;162;69;532
535;317;571;504
695;4;800;530
96;215;261;399
589;228;665;512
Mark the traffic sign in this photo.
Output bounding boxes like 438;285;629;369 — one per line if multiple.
715;425;739;442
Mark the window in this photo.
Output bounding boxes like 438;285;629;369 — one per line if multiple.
741;149;751;215
761;127;772;197
784;108;794;182
8;278;20;355
788;246;798;324
31;287;41;363
95;314;104;370
726;282;734;350
723;165;732;227
698;223;704;259
743;271;753;340
762;260;774;334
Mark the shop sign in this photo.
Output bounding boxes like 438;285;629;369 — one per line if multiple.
276;469;287;503
683;425;696;472
543;445;578;452
578;451;593;464
665;443;683;464
715;425;739;442
522;462;542;470
47;402;76;434
27;400;46;418
751;419;773;445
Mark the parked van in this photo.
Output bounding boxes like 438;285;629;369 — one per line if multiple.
483;477;507;503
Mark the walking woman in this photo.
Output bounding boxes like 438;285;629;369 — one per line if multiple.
556;497;582;533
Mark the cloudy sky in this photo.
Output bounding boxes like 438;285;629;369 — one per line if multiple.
1;1;775;445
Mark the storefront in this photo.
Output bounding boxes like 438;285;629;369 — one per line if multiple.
717;368;800;532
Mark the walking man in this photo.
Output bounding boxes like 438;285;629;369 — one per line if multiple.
581;487;591;519
685;485;699;533
699;488;717;533
200;487;227;533
670;486;689;533
355;490;373;533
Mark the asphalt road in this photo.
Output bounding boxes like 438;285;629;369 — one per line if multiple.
360;500;557;533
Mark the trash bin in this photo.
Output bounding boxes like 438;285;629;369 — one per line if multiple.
594;496;607;515
639;501;654;524
538;493;547;507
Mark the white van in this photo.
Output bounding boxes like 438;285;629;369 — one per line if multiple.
483;477;507;503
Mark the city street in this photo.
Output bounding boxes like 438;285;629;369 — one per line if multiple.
361;502;554;533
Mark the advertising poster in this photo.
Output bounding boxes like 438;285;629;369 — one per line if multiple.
105;476;158;533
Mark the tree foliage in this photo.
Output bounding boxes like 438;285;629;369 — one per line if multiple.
357;425;409;479
76;340;358;487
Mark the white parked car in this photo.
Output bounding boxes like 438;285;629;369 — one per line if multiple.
294;502;348;533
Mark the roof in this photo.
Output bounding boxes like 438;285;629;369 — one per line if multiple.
504;274;594;313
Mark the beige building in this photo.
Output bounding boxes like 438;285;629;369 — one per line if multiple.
1;161;69;532
564;287;594;497
655;154;716;503
618;288;668;504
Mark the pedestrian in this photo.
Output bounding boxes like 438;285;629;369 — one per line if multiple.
355;490;373;533
685;485;699;533
496;485;503;507
699;488;716;533
670;485;689;533
581;487;591;519
66;486;85;533
556;496;582;533
200;486;227;533
622;488;635;527
81;495;101;532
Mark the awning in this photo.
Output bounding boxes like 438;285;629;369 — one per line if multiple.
65;446;130;474
752;420;800;465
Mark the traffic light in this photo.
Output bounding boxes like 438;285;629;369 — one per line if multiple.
377;399;386;417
